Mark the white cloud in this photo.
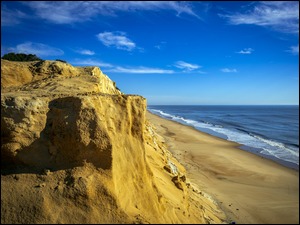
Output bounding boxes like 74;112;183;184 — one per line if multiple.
221;68;237;73
174;61;201;71
236;48;254;54
72;59;113;68
220;1;299;34
8;42;64;57
96;31;136;51
286;44;299;55
75;49;95;55
22;1;200;25
106;66;174;74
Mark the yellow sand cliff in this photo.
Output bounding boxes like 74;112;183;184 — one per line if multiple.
1;59;226;224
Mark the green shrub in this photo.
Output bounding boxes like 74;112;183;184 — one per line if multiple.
1;52;42;61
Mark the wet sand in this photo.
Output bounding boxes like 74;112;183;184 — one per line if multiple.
147;111;299;224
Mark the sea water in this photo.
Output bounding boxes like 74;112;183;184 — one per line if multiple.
148;105;299;170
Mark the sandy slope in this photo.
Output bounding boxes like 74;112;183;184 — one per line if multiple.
147;112;299;224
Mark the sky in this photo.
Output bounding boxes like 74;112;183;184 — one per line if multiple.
1;1;299;105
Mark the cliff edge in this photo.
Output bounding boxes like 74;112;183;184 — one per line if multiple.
1;59;226;224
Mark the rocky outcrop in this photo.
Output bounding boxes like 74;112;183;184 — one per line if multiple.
1;60;121;95
1;60;225;224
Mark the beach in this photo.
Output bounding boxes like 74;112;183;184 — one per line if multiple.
147;111;299;224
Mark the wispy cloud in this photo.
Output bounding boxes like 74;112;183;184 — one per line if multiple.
22;1;90;24
221;68;237;73
236;48;254;54
174;61;201;71
73;59;173;74
21;1;200;25
106;66;174;74
73;59;113;68
154;45;161;50
154;41;167;50
75;58;207;74
286;44;299;55
1;5;28;26
220;1;299;34
97;31;136;51
75;49;95;55
8;42;64;57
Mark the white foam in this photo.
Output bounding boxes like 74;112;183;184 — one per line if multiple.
201;126;299;165
252;134;299;157
151;109;173;118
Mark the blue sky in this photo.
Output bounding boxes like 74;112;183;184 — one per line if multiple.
1;1;299;105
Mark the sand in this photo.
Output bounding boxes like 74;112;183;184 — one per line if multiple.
146;111;299;224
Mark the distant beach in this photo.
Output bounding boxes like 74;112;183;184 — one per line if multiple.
147;111;299;224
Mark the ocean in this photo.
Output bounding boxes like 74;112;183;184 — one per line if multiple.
148;105;299;170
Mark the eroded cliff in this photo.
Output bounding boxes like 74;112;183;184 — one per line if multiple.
1;59;226;224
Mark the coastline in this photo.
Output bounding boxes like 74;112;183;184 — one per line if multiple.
146;111;299;224
148;107;299;171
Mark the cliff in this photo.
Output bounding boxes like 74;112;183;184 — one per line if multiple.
1;59;226;223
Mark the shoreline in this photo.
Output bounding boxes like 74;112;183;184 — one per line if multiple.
146;111;299;224
238;145;299;171
148;110;299;171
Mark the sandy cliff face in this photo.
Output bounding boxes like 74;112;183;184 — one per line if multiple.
1;60;226;224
